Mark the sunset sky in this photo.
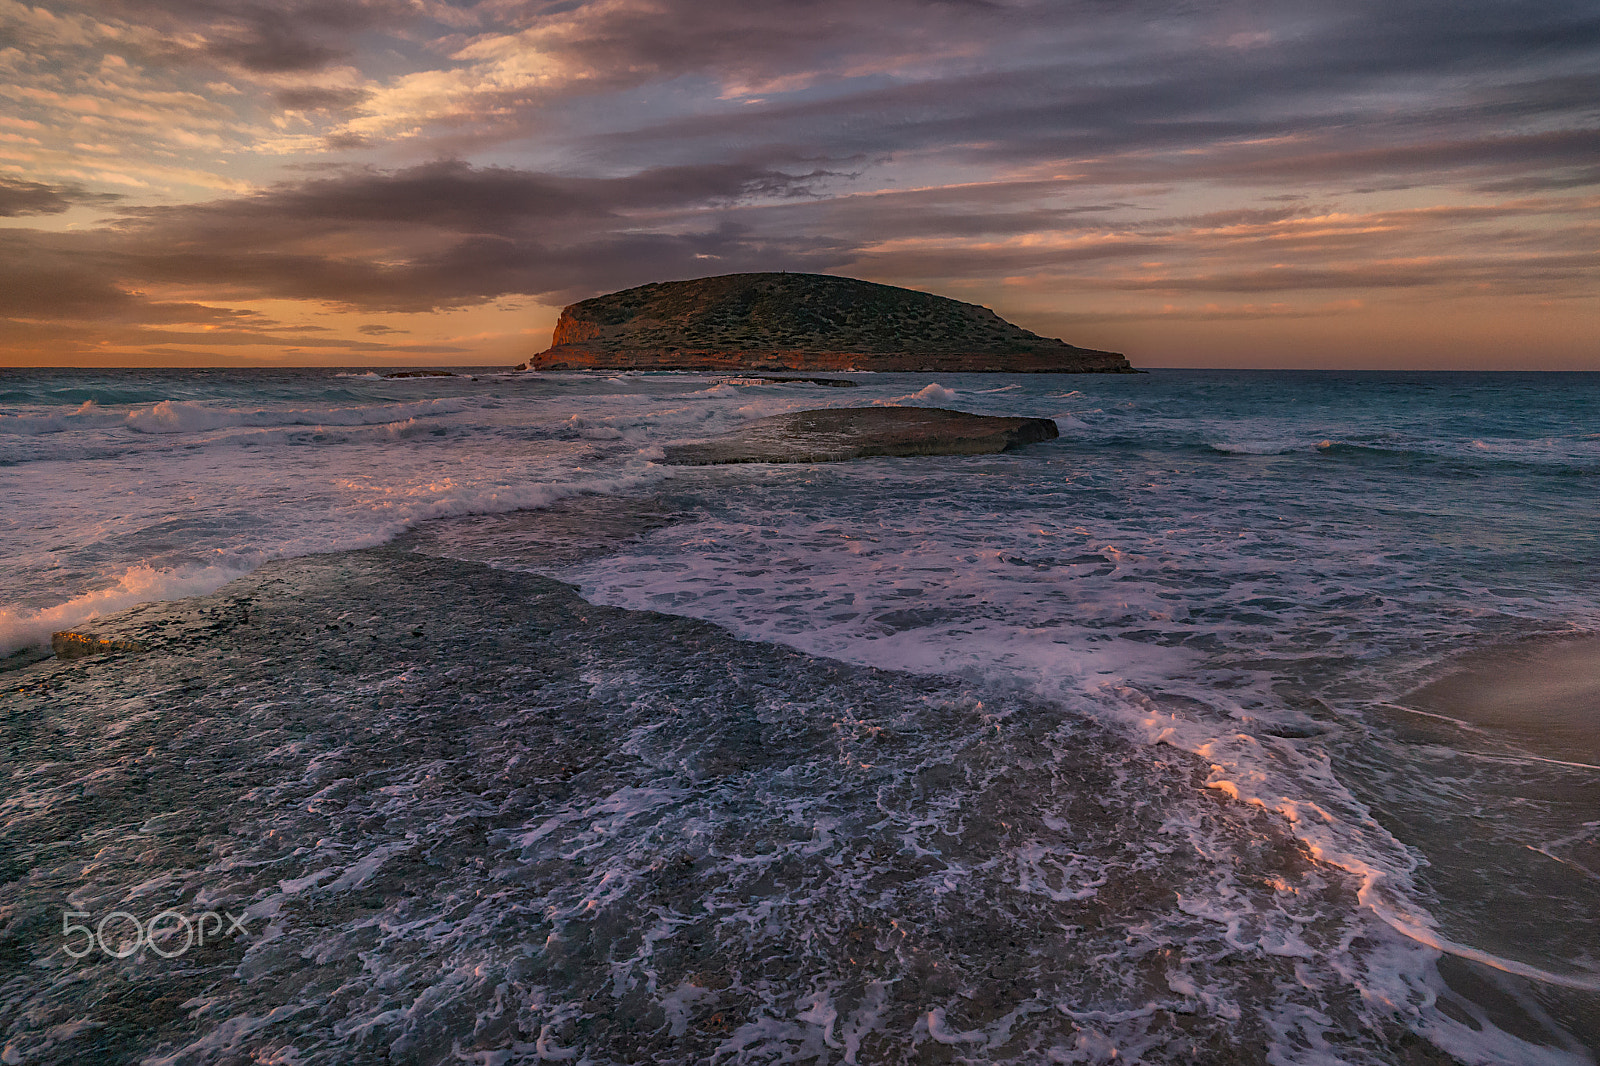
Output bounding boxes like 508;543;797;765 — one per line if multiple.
2;0;1597;369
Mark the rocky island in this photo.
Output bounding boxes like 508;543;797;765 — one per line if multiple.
518;272;1133;373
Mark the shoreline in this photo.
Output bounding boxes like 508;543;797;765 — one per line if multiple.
6;365;1599;1062
0;543;1471;1064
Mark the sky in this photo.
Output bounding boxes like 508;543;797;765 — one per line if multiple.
1;0;1597;369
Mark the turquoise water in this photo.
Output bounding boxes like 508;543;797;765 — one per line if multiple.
3;367;1598;1061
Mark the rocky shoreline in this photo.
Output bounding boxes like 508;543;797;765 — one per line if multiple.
0;539;1432;1064
529;346;1137;373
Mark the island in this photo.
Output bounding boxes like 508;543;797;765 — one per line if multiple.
518;272;1134;373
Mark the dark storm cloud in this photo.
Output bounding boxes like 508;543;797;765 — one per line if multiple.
0;317;467;359
5;150;1593;333
597;70;1599;192
1474;166;1600;194
111;224;854;312
749;184;1138;242
561;0;1600;191
0;231;300;327
117;159;843;236
0;224;465;358
2;162;860;318
486;0;1041;89
0;178;121;217
533;0;1600;87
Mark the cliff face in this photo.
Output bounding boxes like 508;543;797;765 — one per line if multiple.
520;273;1133;373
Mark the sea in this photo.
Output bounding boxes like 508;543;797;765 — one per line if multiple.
1;366;1597;1065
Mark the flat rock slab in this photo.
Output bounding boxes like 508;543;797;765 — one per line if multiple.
662;405;1059;465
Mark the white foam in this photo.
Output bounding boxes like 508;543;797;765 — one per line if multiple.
1;465;667;657
8;367;1598;1063
542;433;1600;1062
0;561;256;655
1376;910;1600;993
883;382;958;405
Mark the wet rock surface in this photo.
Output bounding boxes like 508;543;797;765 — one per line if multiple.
0;546;1456;1065
49;631;147;660
662;405;1060;465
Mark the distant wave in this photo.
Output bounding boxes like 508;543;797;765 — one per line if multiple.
1313;436;1599;473
0;397;467;436
880;383;959;406
1209;439;1305;455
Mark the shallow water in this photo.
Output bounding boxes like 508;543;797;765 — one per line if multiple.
1404;638;1600;767
3;366;1599;1062
0;548;1492;1064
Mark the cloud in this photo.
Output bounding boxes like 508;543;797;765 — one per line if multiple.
550;1;1600;193
1474;165;1600;194
275;86;370;110
7;0;1600;366
331;0;1033;142
9;160;1592;348
842;195;1600;303
0;161;860;321
93;0;418;73
118;158;842;233
0;177;121;216
1073;257;1600;295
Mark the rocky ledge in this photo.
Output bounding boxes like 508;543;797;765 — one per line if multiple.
661;406;1059;465
519;273;1133;373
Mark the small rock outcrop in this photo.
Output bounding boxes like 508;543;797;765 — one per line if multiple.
662;406;1060;465
520;273;1133;373
730;374;859;387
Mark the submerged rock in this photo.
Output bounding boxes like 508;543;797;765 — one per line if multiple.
51;631;146;660
728;374;859;387
519;272;1134;373
661;405;1059;465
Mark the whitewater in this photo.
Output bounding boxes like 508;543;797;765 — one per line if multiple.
1;365;1597;1064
